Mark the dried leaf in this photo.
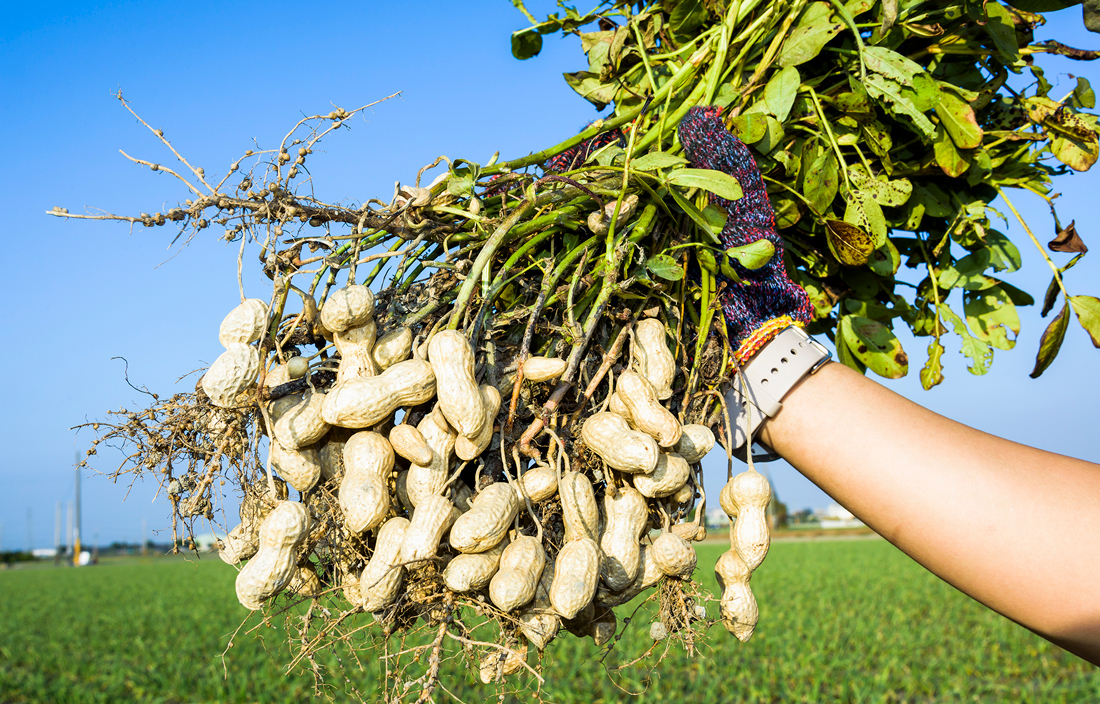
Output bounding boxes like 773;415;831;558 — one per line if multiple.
1048;220;1088;254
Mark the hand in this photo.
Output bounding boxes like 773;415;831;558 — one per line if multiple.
677;106;814;363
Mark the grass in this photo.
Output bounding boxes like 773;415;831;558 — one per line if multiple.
1;539;1096;703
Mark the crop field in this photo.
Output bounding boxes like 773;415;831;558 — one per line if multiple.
1;537;1096;704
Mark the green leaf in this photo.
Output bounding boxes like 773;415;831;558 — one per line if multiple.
803;150;839;215
839;315;909;379
1075;76;1096;109
754;116;786;154
702;204;728;232
867;238;900;276
938;250;994;290
667;168;744;201
825;219;877;266
994;279;1035;307
727;240;775;270
777;21;844;67
668;187;722;242
964;285;1020;351
920;338;945;390
984;3;1021;64
843;191;887;245
697;247;717;274
984;230;1022;273
646;253;684;281
511;28;543;60
764;67;801;122
862;46;925;85
1030;302;1070;378
730;113;769;144
937;91;983;149
667;0;709;43
631;152;688;171
939;303;993;375
1069;295;1100;347
934;124;970;177
835;329;867;374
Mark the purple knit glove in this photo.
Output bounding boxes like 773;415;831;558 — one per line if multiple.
677;107;813;362
543;129;624;173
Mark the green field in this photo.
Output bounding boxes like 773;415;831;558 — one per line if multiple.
1;538;1096;703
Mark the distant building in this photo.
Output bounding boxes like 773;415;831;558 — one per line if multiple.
815;504;864;529
706;508;730;528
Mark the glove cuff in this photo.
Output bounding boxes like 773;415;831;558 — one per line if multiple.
733;315;803;365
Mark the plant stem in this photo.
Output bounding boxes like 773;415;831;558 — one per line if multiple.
996;186;1069;300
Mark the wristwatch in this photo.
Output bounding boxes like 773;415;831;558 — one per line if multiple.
727;326;831;462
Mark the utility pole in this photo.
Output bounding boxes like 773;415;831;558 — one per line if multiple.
55;502;62;565
73;454;82;567
141;518;148;556
66;502;73;556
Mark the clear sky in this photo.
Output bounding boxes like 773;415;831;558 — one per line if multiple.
1;2;1097;549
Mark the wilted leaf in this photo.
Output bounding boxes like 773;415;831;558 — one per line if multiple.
667;168;743;201
562;71;618;109
1030;301;1070;377
727;240;775;269
631;152;689;171
447;173;474;197
920;338;945;390
764;66;801;122
646;253;683;281
1069;295;1100;347
843;190;887;244
937;91;983;149
839;315;909;378
964;285;1020;350
1041;252;1084;315
778;22;844;67
825;219;876;265
1048;220;1088;254
511;28;543;60
938;303;993;375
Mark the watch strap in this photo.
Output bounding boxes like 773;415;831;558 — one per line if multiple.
727;326;831;451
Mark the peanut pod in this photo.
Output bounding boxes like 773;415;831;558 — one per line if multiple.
455;385;501;461
674;424;716;463
449;482;520;554
650;531;697;578
359;516;410;611
372;326;412;370
616;371;681;448
427;330;485;438
333;319;378;384
489;535;546;612
273;391;330;449
322;357;435;428
633;452;690;499
598;487;647;591
559;471;599;543
389;424;433;466
320;284;374;334
235;501;312;610
406;406;457;508
715;548;758;643
580;412;658;474
218;299;268;347
723;469;771;571
521;356;567;383
270;440;321;493
202;343;261;409
549;537;600;620
399;493;458;564
631;317;675;400
442;536;508;592
338;431;394;533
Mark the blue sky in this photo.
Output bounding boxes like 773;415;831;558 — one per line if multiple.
1;2;1097;549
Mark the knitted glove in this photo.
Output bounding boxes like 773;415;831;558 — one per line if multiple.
677;106;814;363
543;129;624;174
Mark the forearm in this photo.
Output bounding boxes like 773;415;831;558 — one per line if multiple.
756;361;1100;665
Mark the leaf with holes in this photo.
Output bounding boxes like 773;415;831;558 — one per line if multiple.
843;190;887;244
939;303;993;375
964;285;1020;351
727;240;775;270
920;338;945;390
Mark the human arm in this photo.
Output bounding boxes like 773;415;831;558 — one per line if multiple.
755;360;1100;665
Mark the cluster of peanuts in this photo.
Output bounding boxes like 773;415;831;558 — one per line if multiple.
200;285;771;674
